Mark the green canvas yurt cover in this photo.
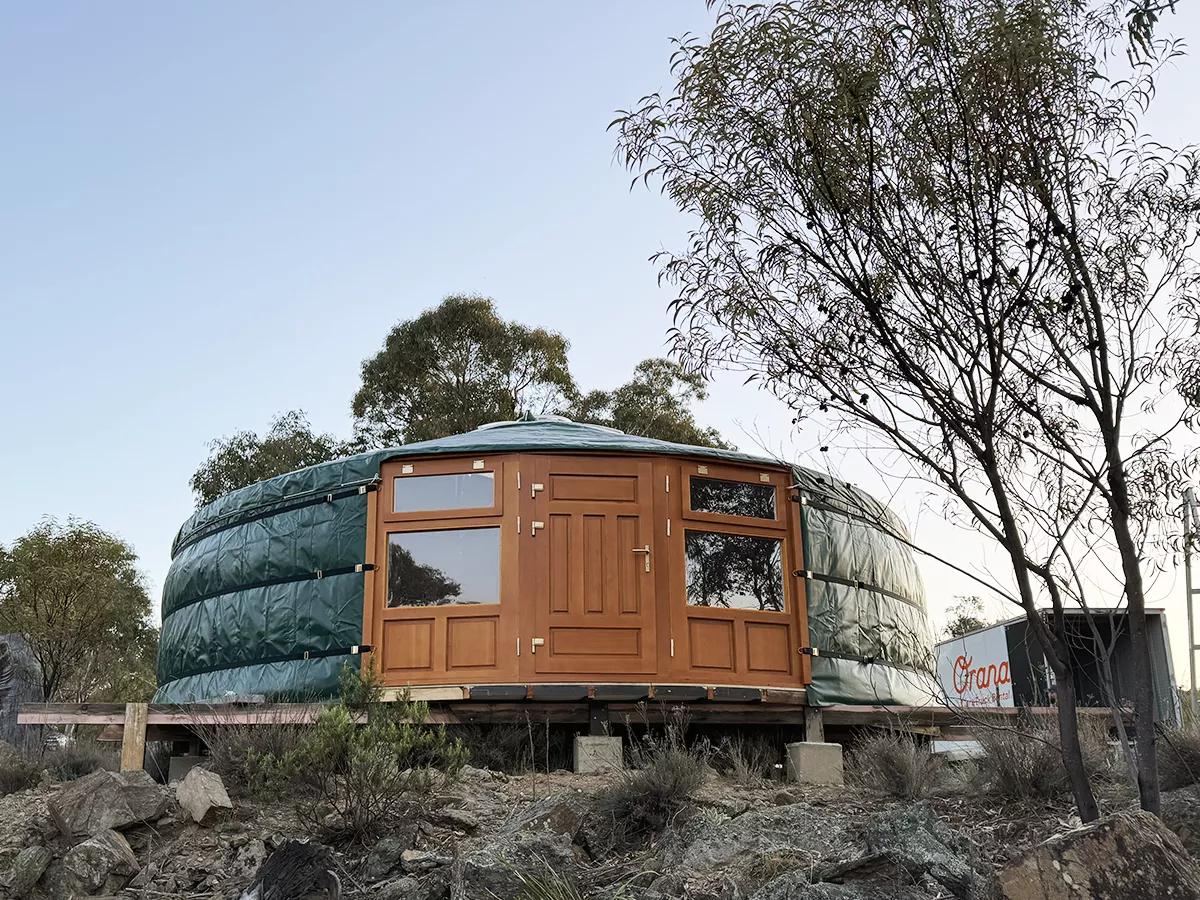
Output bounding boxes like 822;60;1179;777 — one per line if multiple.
156;419;939;706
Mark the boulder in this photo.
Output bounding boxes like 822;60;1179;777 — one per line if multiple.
679;803;848;873
378;876;424;900
2;845;53;896
1162;785;1200;858
451;829;578;900
509;790;589;840
48;769;171;837
859;802;991;900
238;840;341;900
998;809;1200;900
427;806;480;832
41;829;140;897
174;767;233;825
401;849;451;873
751;874;926;900
364;836;411;882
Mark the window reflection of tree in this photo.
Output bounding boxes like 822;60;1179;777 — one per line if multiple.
386;542;463;607
690;477;775;519
685;531;784;611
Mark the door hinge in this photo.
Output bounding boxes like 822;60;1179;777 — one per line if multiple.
670;638;675;657
517;471;521;490
665;474;670;493
517;638;521;657
666;518;671;536
517;516;521;534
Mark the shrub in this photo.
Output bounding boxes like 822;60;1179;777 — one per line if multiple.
592;707;709;854
231;666;469;845
457;719;574;774
43;744;114;781
715;732;780;787
847;731;943;799
191;710;310;798
972;715;1122;801
1159;725;1200;791
0;752;39;795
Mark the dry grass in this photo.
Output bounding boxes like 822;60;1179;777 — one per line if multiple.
1159;724;1200;791
716;733;781;787
847;731;944;799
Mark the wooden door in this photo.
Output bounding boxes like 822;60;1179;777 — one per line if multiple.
523;455;658;676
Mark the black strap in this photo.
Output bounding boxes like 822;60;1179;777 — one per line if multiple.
795;569;916;609
174;480;380;557
160;643;374;683
163;564;375;618
800;646;931;676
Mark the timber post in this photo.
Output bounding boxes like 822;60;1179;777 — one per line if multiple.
120;702;148;772
804;705;825;743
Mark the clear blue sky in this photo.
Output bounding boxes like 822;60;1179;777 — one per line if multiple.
2;3;1199;676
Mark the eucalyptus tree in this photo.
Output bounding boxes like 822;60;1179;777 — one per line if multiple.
617;0;1197;817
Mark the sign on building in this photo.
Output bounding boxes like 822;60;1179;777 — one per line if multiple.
936;625;1015;708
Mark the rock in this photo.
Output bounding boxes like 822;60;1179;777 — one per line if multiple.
378;876;423;900
458;765;506;783
509;791;589;840
174;767;233;825
428;806;480;832
679;803;848;874
998;809;1200;900
452;830;578;900
1162;785;1200;858
364;836;411;882
2;846;53;895
752;874;922;900
42;829;140;897
401;849;451;873
48;769;171;837
238;840;341;900
858;801;990;900
774;790;799;806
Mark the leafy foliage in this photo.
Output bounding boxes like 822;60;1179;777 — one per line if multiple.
943;596;994;640
352;295;576;447
616;0;1197;820
567;357;729;448
189;410;344;507
218;664;468;844
0;519;157;702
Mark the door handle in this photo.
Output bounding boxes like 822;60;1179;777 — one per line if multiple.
631;545;651;572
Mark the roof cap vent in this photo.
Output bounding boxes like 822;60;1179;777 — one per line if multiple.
475;414;624;435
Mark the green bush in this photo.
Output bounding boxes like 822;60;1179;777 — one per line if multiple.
192;712;311;798
243;666;469;845
847;731;943;799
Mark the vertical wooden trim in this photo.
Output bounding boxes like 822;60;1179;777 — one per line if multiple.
791;492;813;685
362;477;380;678
120;702;148;772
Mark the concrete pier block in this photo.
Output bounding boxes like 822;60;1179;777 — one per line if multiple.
573;736;624;774
785;741;844;786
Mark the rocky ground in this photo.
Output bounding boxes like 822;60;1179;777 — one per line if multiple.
1;761;1199;899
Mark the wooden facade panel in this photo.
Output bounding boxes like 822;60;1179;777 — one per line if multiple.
688;617;735;670
550;473;637;504
616;515;640;614
583;515;605;614
549;514;570;614
746;621;792;673
382;619;434;671
447;617;497;669
550;627;641;657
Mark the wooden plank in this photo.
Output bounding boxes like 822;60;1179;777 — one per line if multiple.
761;688;808;705
120;703;148;772
384;686;467;702
805;706;825;742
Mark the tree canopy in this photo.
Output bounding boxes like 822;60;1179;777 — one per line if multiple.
568;357;730;449
189;410;345;507
616;0;1192;819
0;519;157;702
352;295;577;447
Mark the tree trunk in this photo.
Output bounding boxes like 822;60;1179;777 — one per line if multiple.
1056;676;1101;822
1107;464;1161;815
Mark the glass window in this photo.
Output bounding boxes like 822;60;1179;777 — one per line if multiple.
689;476;776;520
685;530;785;611
386;528;500;607
393;472;495;514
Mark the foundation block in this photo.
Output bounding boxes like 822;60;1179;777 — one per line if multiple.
573;736;624;774
785;741;844;786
